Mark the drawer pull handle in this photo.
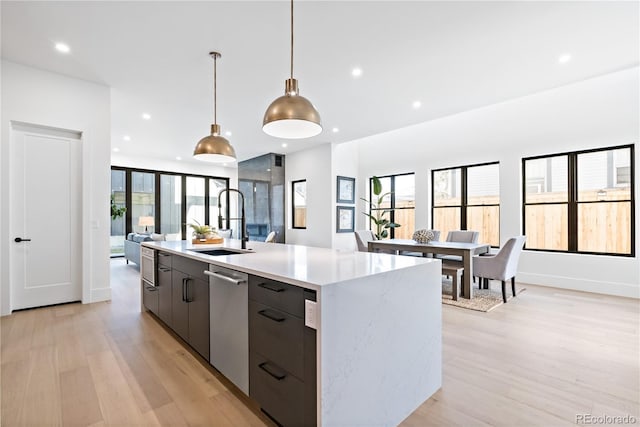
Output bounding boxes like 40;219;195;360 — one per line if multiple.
145;286;157;292
258;282;285;293
159;267;171;272
258;362;286;380
158;253;170;257
258;309;285;322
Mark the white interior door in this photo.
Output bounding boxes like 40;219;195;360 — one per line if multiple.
10;124;82;311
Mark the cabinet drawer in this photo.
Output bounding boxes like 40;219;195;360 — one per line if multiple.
249;300;304;379
249;276;304;318
142;283;159;315
172;255;207;282
249;352;304;427
157;251;172;268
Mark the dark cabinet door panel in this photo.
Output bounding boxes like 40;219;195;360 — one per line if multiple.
248;276;304;318
157;266;173;325
249;352;304;427
142;284;159;315
171;270;189;342
188;278;210;361
249;300;304;380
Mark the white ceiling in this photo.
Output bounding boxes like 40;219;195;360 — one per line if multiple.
2;1;638;165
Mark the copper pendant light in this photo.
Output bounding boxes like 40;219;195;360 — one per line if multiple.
262;0;322;139
194;52;236;162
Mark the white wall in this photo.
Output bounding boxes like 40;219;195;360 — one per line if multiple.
331;142;359;251
1;60;112;314
285;144;333;248
352;67;640;298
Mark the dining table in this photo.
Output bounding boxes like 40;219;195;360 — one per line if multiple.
367;239;491;299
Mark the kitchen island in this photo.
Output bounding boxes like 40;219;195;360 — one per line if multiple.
141;239;442;427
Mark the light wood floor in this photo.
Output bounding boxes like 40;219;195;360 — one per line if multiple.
1;259;638;426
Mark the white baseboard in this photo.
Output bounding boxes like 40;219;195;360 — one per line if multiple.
88;286;112;303
518;272;639;299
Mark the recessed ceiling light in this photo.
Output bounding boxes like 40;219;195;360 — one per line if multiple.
281;143;288;148
352;68;363;78
113;147;120;152
332;127;339;133
267;168;272;172
223;163;228;167
225;131;232;137
558;54;572;64
55;43;70;53
412;101;422;109
123;135;131;141
176;156;182;161
142;113;151;120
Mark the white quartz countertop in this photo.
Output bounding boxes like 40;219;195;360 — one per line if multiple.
142;239;437;290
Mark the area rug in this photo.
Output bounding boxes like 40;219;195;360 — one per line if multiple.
441;279;526;312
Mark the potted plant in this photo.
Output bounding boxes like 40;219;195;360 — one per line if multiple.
188;219;214;240
361;176;400;239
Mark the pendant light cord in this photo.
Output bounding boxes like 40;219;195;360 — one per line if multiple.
290;0;294;80
213;54;217;124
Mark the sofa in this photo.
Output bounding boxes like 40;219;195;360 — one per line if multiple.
124;233;165;265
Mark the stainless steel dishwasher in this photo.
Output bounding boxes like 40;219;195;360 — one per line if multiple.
205;265;249;394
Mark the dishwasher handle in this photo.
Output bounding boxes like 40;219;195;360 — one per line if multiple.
204;270;247;285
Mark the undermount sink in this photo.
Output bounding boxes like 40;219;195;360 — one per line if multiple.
188;248;251;256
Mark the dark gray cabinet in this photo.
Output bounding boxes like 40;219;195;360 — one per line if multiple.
150;251;209;361
142;282;159;315
248;275;316;426
157;264;172;325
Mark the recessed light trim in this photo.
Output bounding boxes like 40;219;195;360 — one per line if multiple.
412;101;422;109
123;135;131;141
142;113;151;120
113;147;120;152
351;68;363;78
55;43;70;53
225;131;232;137
176;156;182;161
281;143;288;148
558;54;572;64
332;127;339;133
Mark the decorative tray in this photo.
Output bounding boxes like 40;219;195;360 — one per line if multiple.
191;237;224;244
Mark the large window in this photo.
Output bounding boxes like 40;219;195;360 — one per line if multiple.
111;166;229;242
132;171;156;234
369;173;415;239
160;175;182;241
523;145;634;256
110;170;126;256
432;162;500;246
292;180;307;229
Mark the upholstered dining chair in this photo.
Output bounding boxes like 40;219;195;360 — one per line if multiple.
265;231;277;243
354;230;376;252
473;236;526;303
446;230;479;244
436;230;480;262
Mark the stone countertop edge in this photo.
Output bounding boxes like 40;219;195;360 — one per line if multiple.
141;240;439;291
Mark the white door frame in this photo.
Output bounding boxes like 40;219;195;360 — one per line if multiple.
7;121;88;313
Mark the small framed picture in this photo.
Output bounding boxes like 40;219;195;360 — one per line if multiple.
336;206;355;233
336;176;355;204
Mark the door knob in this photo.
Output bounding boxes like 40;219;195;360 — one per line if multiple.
14;237;31;243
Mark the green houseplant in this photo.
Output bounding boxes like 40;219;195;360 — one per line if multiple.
110;194;126;220
361;176;400;239
188;219;214;239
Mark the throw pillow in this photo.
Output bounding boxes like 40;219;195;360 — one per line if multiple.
412;229;435;244
151;233;166;241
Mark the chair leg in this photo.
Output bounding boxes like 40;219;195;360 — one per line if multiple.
511;277;516;297
484;278;489;289
501;281;507;303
